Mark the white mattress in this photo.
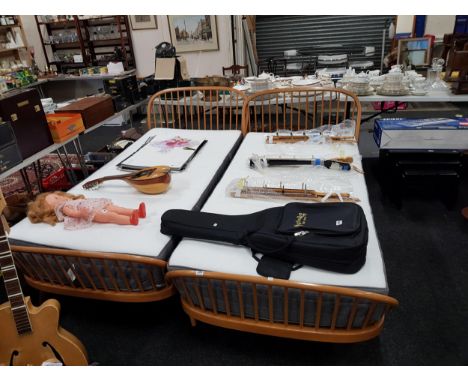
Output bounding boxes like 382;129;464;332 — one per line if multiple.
168;133;388;293
9;128;241;259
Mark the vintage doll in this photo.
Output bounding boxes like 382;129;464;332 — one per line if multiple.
27;191;146;230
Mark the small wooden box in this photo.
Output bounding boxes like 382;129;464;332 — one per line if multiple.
56;95;115;129
47;113;85;143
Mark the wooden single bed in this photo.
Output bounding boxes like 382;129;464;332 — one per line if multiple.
8;87;246;303
166;87;399;342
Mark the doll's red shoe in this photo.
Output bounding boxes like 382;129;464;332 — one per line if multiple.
130;211;139;226
138;202;146;218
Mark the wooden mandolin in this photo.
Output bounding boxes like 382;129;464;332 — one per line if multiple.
0;222;88;366
82;166;171;195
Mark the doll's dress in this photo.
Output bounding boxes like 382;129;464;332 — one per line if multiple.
55;198;112;230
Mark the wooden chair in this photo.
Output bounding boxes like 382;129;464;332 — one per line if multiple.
241;87;362;141
222;64;248;77
166;271;399;343
147;86;247;131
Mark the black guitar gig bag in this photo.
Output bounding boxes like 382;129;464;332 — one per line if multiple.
161;202;368;280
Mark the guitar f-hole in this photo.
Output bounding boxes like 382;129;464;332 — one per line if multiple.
42;342;65;365
9;350;19;366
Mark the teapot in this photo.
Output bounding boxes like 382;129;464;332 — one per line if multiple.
258;71;275;81
367;69;380;77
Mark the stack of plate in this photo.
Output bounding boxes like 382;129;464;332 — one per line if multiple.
245;78;270;93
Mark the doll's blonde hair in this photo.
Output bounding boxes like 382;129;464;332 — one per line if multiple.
27;191;84;226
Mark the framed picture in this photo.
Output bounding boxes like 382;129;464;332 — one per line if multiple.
396;37;432;67
129;15;158;30
167;15;219;53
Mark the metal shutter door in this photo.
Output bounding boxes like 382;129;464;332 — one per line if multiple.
256;15;394;71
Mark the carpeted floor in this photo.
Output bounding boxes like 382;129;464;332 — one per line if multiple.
2;134;468;365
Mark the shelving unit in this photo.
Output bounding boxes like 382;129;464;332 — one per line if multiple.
0;16;30;70
34;16;87;73
35;15;135;74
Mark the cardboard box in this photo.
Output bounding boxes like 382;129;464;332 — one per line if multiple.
374;118;468;150
47;113;85;143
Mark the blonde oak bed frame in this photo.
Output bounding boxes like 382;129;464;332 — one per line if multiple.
166;270;398;343
240;87;362;139
166;87;399;342
9;87;246;303
147;86;247;131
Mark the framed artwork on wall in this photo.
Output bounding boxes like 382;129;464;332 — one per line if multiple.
167;15;218;53
129;15;158;30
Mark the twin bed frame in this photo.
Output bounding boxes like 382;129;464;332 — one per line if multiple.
10;86;398;342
